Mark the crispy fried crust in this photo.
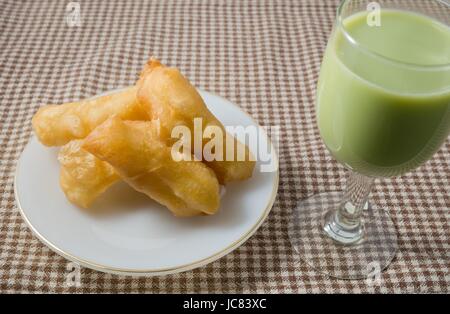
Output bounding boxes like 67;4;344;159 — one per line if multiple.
32;86;148;146
137;58;255;184
82;117;220;216
58;140;119;208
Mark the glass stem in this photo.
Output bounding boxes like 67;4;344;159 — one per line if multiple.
323;171;374;244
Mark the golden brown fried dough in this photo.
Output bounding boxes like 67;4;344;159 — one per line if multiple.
58;140;119;208
83;117;220;217
137;58;255;184
32;86;148;146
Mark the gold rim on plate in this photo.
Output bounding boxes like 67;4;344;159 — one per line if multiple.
14;89;280;276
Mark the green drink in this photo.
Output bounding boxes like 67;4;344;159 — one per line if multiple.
317;9;450;177
289;0;450;280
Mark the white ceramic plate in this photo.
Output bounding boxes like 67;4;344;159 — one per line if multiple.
15;90;279;276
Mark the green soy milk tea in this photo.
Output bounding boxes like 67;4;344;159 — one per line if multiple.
317;9;450;177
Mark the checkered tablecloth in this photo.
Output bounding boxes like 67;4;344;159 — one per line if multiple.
0;0;448;293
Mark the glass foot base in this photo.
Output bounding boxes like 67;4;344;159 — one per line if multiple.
288;191;398;280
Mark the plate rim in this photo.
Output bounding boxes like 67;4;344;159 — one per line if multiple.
14;89;279;276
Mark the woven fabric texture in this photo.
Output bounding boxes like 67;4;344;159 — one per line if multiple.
0;0;448;293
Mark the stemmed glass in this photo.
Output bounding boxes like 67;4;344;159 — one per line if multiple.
289;0;450;279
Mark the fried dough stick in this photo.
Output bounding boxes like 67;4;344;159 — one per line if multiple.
137;59;255;184
83;117;220;217
58;140;119;208
32;86;147;146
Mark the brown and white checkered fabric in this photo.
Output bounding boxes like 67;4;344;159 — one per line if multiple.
0;0;448;293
